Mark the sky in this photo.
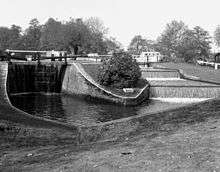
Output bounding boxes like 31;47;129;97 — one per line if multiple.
1;0;220;49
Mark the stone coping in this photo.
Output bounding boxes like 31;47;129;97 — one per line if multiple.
146;78;183;81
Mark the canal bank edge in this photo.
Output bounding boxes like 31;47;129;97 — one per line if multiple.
77;98;219;143
61;62;150;106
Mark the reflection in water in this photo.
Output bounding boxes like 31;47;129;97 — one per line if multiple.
10;93;66;122
9;93;187;125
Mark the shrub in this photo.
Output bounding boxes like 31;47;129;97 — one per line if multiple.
98;52;141;88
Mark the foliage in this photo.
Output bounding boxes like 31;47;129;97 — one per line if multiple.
63;18;89;54
214;25;220;47
23;18;41;50
83;17;109;54
0;17;118;54
128;35;155;54
157;21;188;61
104;37;122;53
182;26;211;62
40;18;66;50
98;52;141;88
0;27;11;50
0;25;23;51
157;20;211;62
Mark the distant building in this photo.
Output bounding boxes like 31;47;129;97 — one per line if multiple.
211;43;220;63
45;50;67;57
87;53;99;57
134;51;163;63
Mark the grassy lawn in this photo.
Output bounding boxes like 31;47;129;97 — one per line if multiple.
148;79;219;87
153;62;220;83
81;63;100;82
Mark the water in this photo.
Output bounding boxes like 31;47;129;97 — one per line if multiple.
9;93;187;126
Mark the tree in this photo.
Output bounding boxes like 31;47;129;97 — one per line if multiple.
157;20;188;60
0;27;11;50
98;52;141;88
63;17;110;54
84;17;109;54
0;25;23;51
191;26;211;60
104;37;122;53
63;18;89;54
9;25;23;49
0;17;115;54
214;25;220;47
23;18;41;50
128;35;155;54
157;20;211;62
40;18;65;50
85;17;108;36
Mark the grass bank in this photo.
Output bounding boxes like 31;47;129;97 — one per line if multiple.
153;62;220;83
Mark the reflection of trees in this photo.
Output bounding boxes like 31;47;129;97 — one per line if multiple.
35;94;66;122
10;93;66;122
96;105;135;123
61;96;99;125
11;93;137;126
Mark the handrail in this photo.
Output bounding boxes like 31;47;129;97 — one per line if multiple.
5;49;48;53
1;53;112;64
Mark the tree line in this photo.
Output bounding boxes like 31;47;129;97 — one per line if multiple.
2;18;220;63
128;20;215;63
0;17;121;54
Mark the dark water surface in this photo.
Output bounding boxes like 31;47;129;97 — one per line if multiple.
9;93;187;126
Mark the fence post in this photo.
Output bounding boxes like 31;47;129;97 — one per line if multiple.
64;53;67;64
7;53;12;64
59;53;62;61
51;54;55;61
215;63;218;70
37;53;41;65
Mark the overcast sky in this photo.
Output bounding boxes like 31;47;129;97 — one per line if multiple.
1;0;220;48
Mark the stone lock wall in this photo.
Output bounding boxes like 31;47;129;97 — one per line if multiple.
7;62;66;94
61;63;150;106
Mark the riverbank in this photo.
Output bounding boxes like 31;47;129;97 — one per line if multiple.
152;62;220;84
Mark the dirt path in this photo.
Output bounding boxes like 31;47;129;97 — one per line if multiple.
1;115;220;172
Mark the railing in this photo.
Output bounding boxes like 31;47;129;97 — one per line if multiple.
196;60;220;70
0;53;112;64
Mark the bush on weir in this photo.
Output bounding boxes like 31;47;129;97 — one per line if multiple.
98;52;141;89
